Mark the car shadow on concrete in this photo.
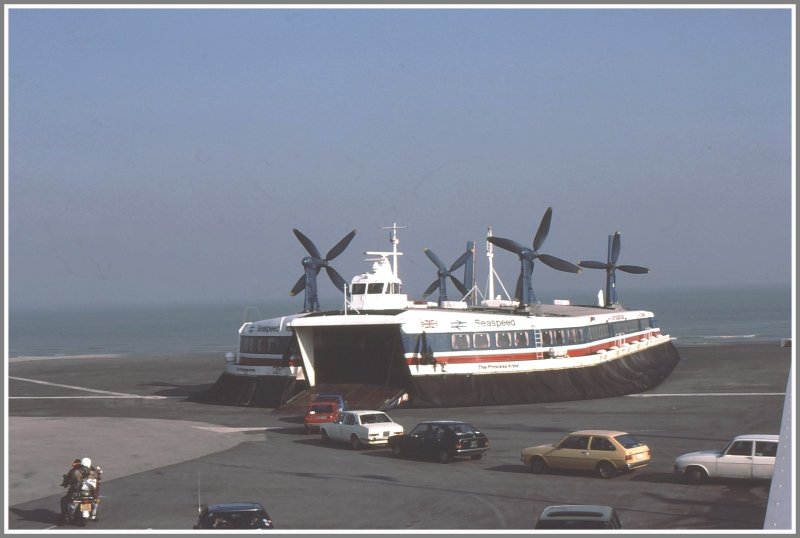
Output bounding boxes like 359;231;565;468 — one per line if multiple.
486;464;531;475
628;471;687;485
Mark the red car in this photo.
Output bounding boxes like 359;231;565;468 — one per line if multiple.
304;399;342;433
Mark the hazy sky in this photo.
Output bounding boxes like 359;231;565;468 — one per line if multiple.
6;6;794;310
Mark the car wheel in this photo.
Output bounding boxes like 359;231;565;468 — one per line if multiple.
437;449;452;463
350;434;362;450
392;444;403;458
470;454;483;460
530;457;548;474
685;466;707;485
320;429;330;444
597;461;617;479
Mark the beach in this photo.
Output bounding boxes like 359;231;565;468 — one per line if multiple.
7;342;793;530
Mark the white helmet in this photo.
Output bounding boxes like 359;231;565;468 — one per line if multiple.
81;457;92;468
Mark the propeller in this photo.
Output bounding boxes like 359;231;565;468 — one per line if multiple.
289;228;356;312
488;207;581;307
578;232;649;306
422;247;471;307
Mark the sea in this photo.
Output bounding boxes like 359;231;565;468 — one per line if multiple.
6;284;793;358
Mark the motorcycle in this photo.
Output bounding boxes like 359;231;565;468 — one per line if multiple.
59;477;98;527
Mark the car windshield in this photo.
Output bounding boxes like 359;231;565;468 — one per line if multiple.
203;511;270;529
360;413;391;424
613;434;643;449
309;404;333;413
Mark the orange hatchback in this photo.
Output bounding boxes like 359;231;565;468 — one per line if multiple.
521;430;650;479
304;400;341;433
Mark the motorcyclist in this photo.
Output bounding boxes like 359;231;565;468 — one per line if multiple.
59;457;102;523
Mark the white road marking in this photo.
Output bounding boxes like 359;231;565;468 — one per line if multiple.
9;395;170;399
8;376;167;399
191;426;279;433
628;392;785;397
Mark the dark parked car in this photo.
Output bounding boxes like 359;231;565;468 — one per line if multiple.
388;420;489;463
194;502;273;529
534;505;622;529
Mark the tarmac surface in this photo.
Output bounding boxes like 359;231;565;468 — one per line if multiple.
6;342;793;532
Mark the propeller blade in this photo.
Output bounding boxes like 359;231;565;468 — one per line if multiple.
539;253;581;273
325;266;348;291
326;229;356;261
514;273;523;302
488;236;525;256
423;280;440;297
424;248;448;272
578;260;610;270
610;232;621;265
450;250;471;272
289;275;306;296
450;275;467;296
293;229;322;259
533;207;553;251
617;264;650;274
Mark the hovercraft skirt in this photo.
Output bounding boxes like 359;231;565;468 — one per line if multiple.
201;373;305;407
407;341;680;408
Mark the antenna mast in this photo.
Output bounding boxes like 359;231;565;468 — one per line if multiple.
381;223;406;278
486;227;495;300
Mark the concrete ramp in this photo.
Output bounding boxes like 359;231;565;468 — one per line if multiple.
275;384;408;414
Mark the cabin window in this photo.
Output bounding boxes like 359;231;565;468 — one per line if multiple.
367;283;384;294
351;283;366;294
570;328;580;344
267;337;281;353
240;335;290;355
451;333;470;351
515;331;529;347
473;333;490;349
496;332;512;348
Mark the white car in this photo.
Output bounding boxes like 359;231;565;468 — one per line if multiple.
673;434;779;484
320;410;404;449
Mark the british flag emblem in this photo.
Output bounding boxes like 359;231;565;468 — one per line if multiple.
421;320;438;329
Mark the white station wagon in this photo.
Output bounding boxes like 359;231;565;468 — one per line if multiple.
673;434;779;484
320;410;404;449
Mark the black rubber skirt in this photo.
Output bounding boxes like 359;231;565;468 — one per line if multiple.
407;341;681;408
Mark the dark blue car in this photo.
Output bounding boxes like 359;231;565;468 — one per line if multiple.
194;502;273;529
312;393;347;411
